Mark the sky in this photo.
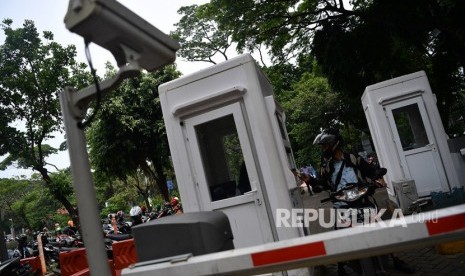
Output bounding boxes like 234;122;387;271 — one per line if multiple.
0;0;211;178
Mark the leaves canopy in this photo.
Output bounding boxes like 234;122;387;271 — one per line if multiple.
171;4;235;64
199;0;465;135
0;175;66;231
87;64;181;203
0;19;92;223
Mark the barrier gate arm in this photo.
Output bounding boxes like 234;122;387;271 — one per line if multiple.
123;204;465;276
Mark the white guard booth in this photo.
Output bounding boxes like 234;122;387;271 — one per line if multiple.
159;54;306;258
361;71;461;204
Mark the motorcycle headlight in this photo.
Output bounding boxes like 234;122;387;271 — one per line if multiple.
335;186;368;202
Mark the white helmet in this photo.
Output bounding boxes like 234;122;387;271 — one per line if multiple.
130;206;142;217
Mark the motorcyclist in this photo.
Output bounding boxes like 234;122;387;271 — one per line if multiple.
157;201;176;219
108;210;132;234
16;234;31;258
63;220;77;236
116;210;125;223
304;128;387;196
129;206;143;227
303;128;413;274
171;197;183;214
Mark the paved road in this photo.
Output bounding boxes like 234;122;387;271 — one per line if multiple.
300;188;465;275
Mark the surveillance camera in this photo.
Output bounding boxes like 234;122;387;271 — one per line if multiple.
64;0;180;71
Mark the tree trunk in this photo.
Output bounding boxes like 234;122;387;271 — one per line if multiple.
0;226;8;262
143;196;152;212
153;161;169;202
141;161;169;202
37;168;80;228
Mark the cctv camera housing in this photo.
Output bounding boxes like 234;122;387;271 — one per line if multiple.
64;0;180;71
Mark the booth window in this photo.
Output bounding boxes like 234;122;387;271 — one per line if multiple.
275;113;287;140
195;114;252;201
392;103;429;151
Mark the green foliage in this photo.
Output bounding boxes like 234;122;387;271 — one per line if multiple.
99;179;139;218
149;188;181;210
339;124;364;153
448;89;465;136
147;193;166;211
0;177;64;231
283;72;342;166
312;0;465;135
48;169;75;202
88;66;181;203
197;0;465;136
0;19;92;221
223;134;243;183
171;4;235;63
0;178;31;218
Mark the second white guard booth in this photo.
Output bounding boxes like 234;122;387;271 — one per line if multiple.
361;71;462;210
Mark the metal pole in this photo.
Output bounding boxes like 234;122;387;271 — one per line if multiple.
60;87;111;276
0;225;8;262
9;218;14;239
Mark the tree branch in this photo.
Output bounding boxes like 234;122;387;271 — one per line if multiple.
45;162;60;171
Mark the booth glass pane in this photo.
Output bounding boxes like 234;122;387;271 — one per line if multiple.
195;115;251;201
275;113;287;140
392;103;429;151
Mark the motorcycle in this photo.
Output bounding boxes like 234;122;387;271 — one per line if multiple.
320;170;389;275
14;235;34;259
0;257;33;276
42;244;61;272
156;202;176;219
51;233;84;248
104;220;132;235
320;183;380;227
408;196;433;214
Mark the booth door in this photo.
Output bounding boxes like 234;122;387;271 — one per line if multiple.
385;97;449;196
184;102;274;248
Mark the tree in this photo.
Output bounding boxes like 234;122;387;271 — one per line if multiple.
171;3;350;163
0;178;32;227
88;64;181;204
312;0;465;134
202;0;465;135
209;0;465;65
283;71;343;166
0;229;7;261
0;19;92;224
171;4;235;64
171;3;271;67
0;175;66;231
208;0;347;60
100;177;139;217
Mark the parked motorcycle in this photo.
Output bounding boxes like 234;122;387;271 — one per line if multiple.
103;220;132;235
42;244;61;272
50;233;84;248
409;196;433;214
11;235;34;260
0;257;34;276
156;202;177;219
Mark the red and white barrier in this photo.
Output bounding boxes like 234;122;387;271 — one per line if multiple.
122;204;465;276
